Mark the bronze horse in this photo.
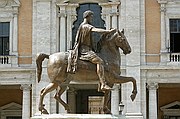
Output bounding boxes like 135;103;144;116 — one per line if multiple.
36;29;137;114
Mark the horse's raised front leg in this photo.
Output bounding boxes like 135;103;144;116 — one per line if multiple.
113;73;137;101
39;82;58;114
54;86;71;113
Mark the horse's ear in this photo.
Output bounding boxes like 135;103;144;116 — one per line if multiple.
121;29;124;34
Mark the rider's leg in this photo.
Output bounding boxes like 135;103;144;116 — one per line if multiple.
97;63;112;91
91;56;112;91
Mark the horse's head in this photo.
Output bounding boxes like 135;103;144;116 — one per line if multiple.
98;29;131;55
116;29;131;55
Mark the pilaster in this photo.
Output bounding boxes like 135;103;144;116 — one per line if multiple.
68;88;77;113
12;1;20;54
147;82;159;119
20;84;31;119
99;3;111;29
66;4;79;50
157;0;168;65
111;84;120;115
110;2;120;29
57;3;68;52
121;0;143;118
99;2;120;29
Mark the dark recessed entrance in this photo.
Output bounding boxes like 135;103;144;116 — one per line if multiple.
76;89;106;114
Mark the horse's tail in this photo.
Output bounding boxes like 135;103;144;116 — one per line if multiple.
36;53;49;83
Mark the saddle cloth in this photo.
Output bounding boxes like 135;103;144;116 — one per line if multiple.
65;51;108;73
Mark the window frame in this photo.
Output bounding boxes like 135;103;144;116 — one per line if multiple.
166;15;180;63
166;16;180;53
169;19;180;53
160;0;180;63
0;19;13;56
0;0;20;66
0;22;10;55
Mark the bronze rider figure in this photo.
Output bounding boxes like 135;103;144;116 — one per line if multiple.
68;10;115;91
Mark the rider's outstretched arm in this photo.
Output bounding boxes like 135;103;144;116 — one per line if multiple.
91;27;116;33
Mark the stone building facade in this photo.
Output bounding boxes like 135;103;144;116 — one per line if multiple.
0;0;180;119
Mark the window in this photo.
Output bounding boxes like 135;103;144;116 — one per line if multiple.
0;22;10;55
0;1;19;66
170;19;180;53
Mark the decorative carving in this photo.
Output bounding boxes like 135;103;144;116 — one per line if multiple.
61;0;110;4
0;0;8;8
110;12;119;16
160;101;180;117
20;84;31;91
0;0;20;8
147;82;158;90
58;12;67;18
99;3;110;21
71;14;77;24
66;4;79;23
157;0;167;12
160;4;166;12
157;0;167;4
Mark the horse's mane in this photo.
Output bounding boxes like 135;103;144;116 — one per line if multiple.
96;29;118;53
96;33;106;53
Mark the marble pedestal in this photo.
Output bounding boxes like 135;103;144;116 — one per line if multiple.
31;114;126;119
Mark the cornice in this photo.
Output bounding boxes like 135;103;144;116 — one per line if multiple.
0;0;20;8
57;0;120;4
157;0;168;4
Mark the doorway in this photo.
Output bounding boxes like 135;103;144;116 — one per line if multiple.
76;89;105;114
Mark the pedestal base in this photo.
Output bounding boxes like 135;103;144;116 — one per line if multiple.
125;113;144;119
31;114;126;119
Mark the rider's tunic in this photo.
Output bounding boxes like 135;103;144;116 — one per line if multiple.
73;22;98;61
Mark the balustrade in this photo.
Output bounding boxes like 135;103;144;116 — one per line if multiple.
0;55;16;66
169;53;180;62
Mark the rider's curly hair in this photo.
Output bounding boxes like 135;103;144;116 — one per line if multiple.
83;10;94;18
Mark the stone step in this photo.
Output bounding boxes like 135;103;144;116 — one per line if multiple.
31;114;126;119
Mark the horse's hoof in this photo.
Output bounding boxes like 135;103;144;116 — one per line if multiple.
65;106;71;113
104;110;112;114
38;107;43;111
39;105;49;114
67;109;72;113
41;109;49;114
101;85;114;91
130;94;135;101
130;90;137;101
103;107;111;114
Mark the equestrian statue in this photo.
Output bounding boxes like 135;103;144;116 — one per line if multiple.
36;10;137;114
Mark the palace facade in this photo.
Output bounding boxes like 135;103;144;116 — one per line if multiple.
0;0;180;119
